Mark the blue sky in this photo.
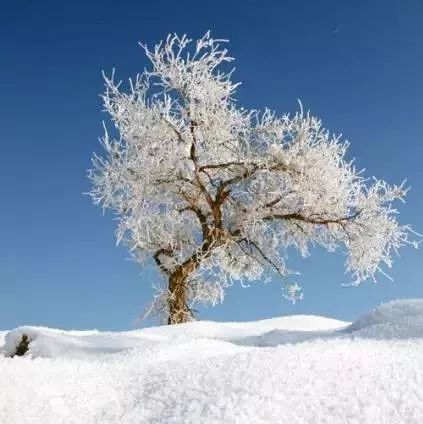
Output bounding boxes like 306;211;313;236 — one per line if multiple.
0;0;422;330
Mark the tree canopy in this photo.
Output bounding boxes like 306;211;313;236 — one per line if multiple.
89;33;417;323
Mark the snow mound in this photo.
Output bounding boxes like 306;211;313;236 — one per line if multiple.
1;315;347;359
344;299;423;339
1;302;423;423
2;326;166;359
0;331;6;350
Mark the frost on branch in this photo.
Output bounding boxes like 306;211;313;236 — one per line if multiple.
89;32;418;323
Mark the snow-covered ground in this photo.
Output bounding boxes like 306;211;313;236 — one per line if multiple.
1;300;423;423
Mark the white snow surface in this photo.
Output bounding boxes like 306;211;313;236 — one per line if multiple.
1;300;423;423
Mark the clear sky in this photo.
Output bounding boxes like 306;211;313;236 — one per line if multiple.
0;0;422;330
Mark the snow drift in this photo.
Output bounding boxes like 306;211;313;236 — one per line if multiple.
1;315;347;359
343;298;423;339
1;300;423;423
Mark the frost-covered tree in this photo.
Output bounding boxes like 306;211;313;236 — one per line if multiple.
89;33;417;324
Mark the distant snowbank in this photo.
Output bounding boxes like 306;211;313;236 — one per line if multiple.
343;299;423;339
1;300;423;423
239;299;423;347
1;314;347;359
3;300;423;358
0;331;6;350
3;299;423;359
2;326;166;359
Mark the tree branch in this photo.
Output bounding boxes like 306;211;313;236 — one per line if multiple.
153;247;174;275
178;191;210;241
237;238;285;278
262;210;361;226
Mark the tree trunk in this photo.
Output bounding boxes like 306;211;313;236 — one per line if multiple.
166;240;213;324
167;267;191;325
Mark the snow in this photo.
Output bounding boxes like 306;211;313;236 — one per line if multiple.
0;331;6;354
343;298;423;339
0;315;347;360
1;300;423;423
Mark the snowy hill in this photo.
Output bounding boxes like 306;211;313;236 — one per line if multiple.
1;300;423;423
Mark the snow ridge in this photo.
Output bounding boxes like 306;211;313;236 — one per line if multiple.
1;300;423;423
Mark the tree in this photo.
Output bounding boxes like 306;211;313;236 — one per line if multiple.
89;33;417;324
